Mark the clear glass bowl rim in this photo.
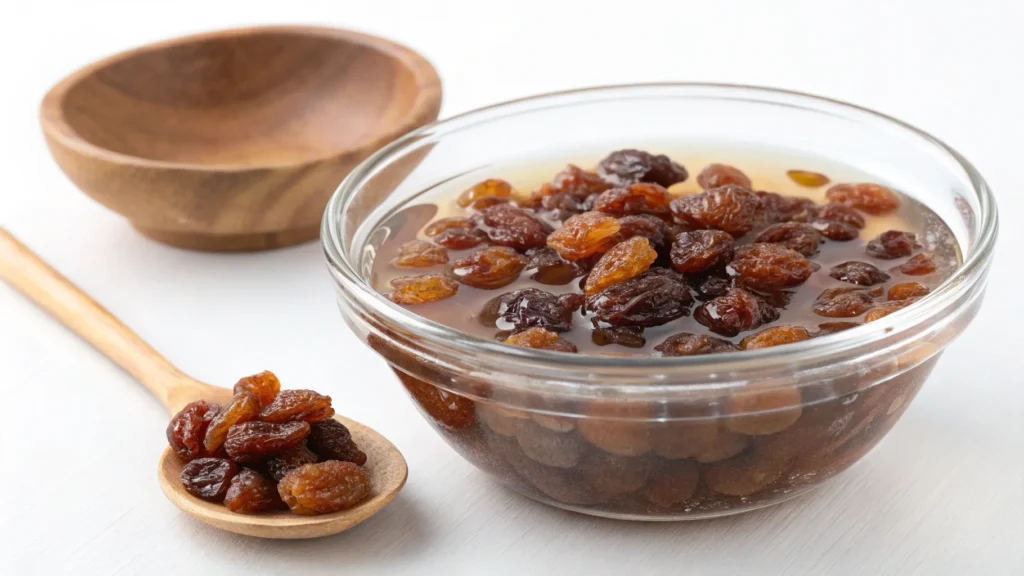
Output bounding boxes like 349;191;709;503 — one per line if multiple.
322;83;998;387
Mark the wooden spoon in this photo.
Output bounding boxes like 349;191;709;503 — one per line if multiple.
0;228;408;538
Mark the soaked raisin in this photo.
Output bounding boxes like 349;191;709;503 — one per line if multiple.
167;400;221;461
395;370;476;430
278;461;372;515
389;274;459;304
180;458;238;501
223;421;310;463
524;247;582;285
670;230;735;274
689;272;733;301
729;243;813;291
203;392;260;453
449;246;527;289
899;253;937;275
697;163;752;190
579;452;650;496
592;183;674;218
829;261;892;286
435;228;488;250
596;149;688;187
534;191;589;221
865;298;918;322
643;460;700;508
818;203;865;228
458;178;515;209
826;183;900;215
670;185;760;237
740;325;811;350
655;332;738;356
472;204;549;252
695;288;779;337
233;371;281;409
811;219;860;241
888;282;929;301
392;240;448;268
725;385;802;435
815;322;860;336
787;170;830;188
224;468;283;514
546;212;622;260
504;327;578;352
591;324;646;348
516;420;583;468
424;216;474;237
812;287;875;318
754;223;822;257
260;390;334;424
265;443;319;482
614;215;670;250
866;230;921;259
586;268;693;327
755;191;817;224
584;237;658;295
482;288;583;332
307;419;367;466
551;164;612;198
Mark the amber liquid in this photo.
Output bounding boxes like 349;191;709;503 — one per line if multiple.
366;146;960;355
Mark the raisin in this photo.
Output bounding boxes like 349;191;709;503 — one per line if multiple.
670;230;735;274
525;247;582;285
694;431;749;463
865;298;918;322
811;219;860;241
829;261;892;286
278;461;372;515
516;420;583;468
739;325;811;350
643;460;700;508
179;458;238;501
596;149;688;187
449;246;527;289
551;164;612;198
424;216;474;237
458;178;515;209
818;202;865;228
392;240;448;268
434;228;488;250
389;274;459;304
224;468;283;514
826;183;900;215
689;272;733;301
233;371;281;409
584;237;658;295
579;452;650;496
167;400;221;461
586;268;693;327
787;170;830;188
655;332;738;356
899;253;937;275
591;324;646;348
536;191;589;221
504;327;578;352
670;185;760;237
754;223;822;257
546;212;622;260
888;282;929;301
395;370;476;430
472;204;549;252
592;183;674;218
812;287;875;318
815;322;860;336
482;288;583;332
224;421;311;463
725;385;802;435
614;214;670;250
755;191;817;224
694;288;779;337
697;163;752;190
265;443;319;482
203;392;260;453
578;402;653;457
702;449;790;496
260;390;334;424
728;243;813;291
307;419;367;466
866;230;921;259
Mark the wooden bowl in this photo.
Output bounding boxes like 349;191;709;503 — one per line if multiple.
40;26;442;251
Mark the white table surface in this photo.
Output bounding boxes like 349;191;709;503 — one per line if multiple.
2;1;1022;574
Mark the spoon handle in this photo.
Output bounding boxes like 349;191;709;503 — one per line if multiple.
0;228;203;411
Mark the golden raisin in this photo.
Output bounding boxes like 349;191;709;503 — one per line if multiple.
864;298;918;322
457;178;515;209
504;327;578;352
449;246;527;289
729;243;814;291
578;401;652;457
697;163;752;190
277;461;372;515
424;216;474;237
389;274;459;304
224;468;284;513
592;183;674;218
888;282;929;301
740;325;811;350
826;183;900;215
787;169;830;188
899;253;937;275
233;371;281;409
260;389;335;424
584;237;658;295
724;385;802;435
203;392;260;453
546;212;622;261
392;240;448;268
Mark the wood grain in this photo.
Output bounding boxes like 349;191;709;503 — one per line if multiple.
39;25;442;251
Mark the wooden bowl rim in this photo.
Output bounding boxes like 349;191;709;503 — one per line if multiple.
39;25;442;173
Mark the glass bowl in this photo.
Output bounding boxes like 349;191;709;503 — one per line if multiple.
321;84;998;520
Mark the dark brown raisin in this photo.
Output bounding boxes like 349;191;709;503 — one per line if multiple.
786;170;830;188
504;327;578;352
812;287;875;318
592;183;674;218
481;288;583;333
754;223;822;257
307;419;368;466
538;191;588;221
888;282;929;301
694;288;779;337
167;400;221;462
224;468;283;514
203;392;260;453
826;183;900;215
655;332;738;356
547;212;622;260
670;230;735;274
755;191;817;224
689;272;733;301
697;163;752;190
434;228;488;250
424;216;474;237
180;458;238;501
233;371;281;409
389;274;459;304
278;461;372;515
614;215;670;250
866;230;921;259
449;246;527;289
586;268;693;327
584;237;658;295
818;202;866;228
260;390;334;424
739;325;811;349
551;164;613;198
472;204;549;252
392;240;448;268
670;185;760;237
591;324;646;348
458;179;515;209
898;253;937;275
525;247;583;285
265;442;320;482
728;243;814;291
224;421;311;463
829;261;892;286
596;149;688;187
811;219;860;241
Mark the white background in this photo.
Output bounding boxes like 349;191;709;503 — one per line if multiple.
2;1;1022;574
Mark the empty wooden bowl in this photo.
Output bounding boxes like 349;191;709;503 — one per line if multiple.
40;26;442;251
